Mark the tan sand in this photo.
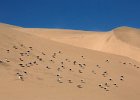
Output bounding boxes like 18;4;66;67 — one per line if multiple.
15;26;140;62
0;23;140;100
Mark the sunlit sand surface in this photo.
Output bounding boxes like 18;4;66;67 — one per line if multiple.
0;23;140;100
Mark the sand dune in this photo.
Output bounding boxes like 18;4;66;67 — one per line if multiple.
15;26;140;62
0;23;140;100
0;23;21;28
113;26;140;47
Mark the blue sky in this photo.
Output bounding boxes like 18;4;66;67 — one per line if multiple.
0;0;140;31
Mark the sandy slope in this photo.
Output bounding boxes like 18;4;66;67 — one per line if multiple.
15;27;140;62
0;23;140;100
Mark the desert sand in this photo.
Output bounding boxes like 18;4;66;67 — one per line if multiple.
16;26;140;62
0;23;140;100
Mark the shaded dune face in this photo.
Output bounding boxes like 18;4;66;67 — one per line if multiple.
113;27;140;48
0;23;140;100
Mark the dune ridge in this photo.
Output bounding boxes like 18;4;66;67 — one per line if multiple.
113;26;140;47
13;25;140;62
